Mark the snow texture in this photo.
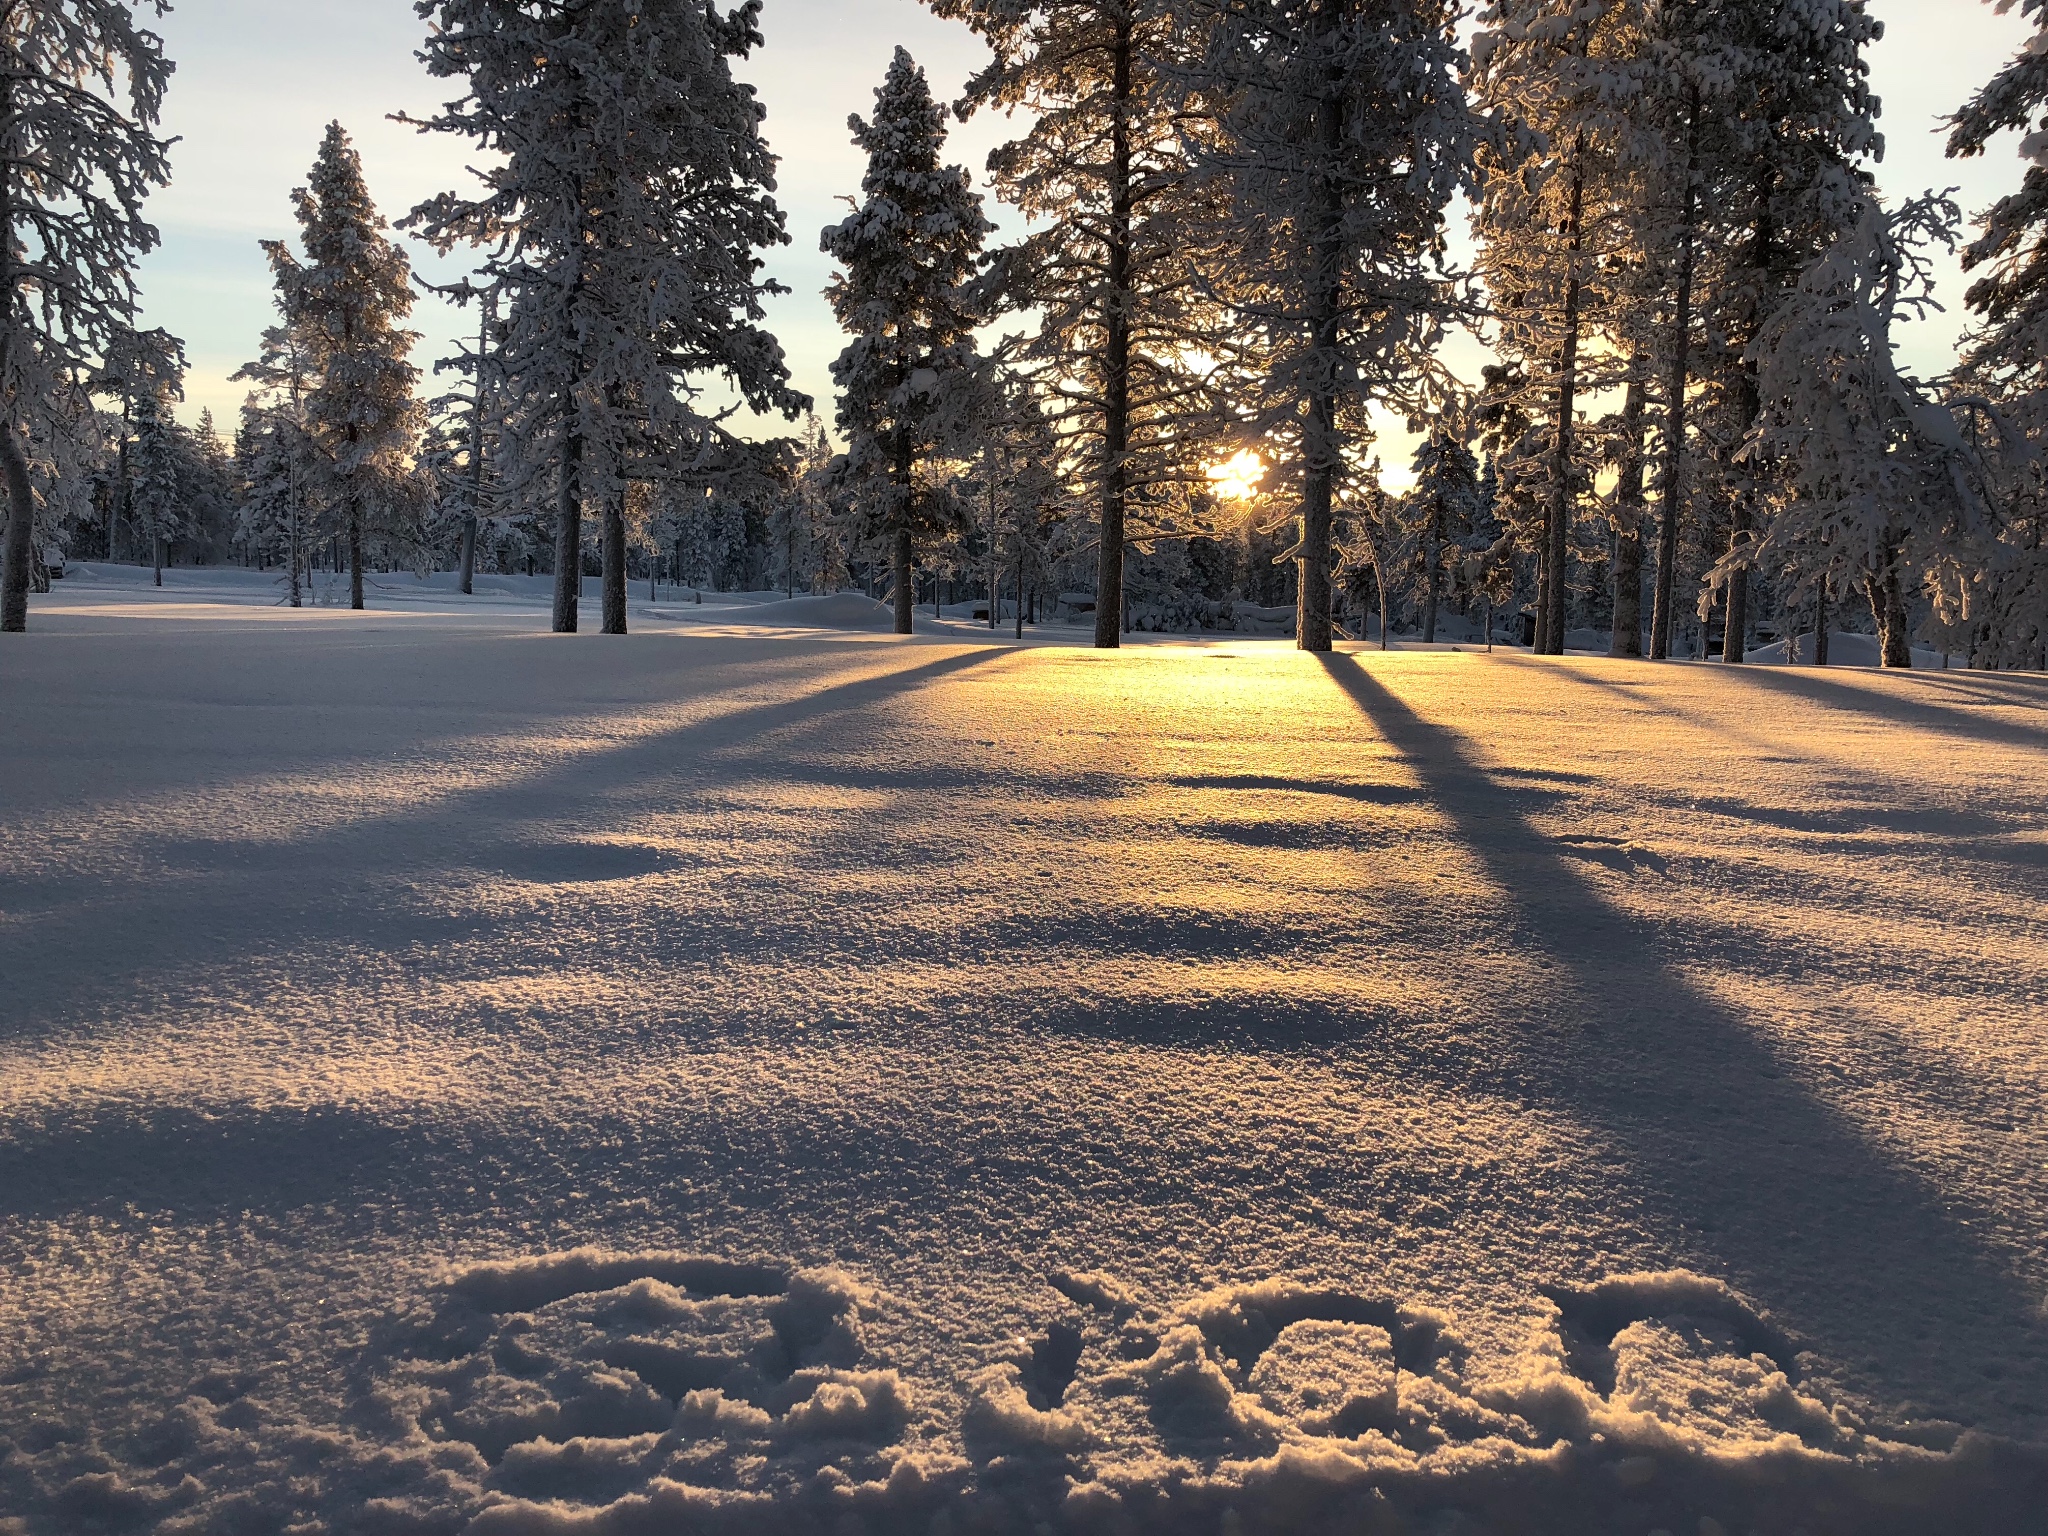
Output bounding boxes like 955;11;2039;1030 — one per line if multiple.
2;582;2046;1533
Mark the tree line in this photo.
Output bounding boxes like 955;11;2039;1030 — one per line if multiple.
2;0;2044;670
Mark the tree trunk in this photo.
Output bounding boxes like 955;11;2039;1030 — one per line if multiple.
892;528;913;635
1611;373;1648;657
1095;18;1134;651
602;482;627;634
463;297;489;598
1721;502;1750;662
553;424;582;633
1863;555;1910;668
1725;161;1777;666
1543;138;1588;657
1422;501;1441;644
1814;578;1829;665
154;533;163;587
348;506;363;610
1297;40;1345;654
0;418;34;632
1651;85;1701;662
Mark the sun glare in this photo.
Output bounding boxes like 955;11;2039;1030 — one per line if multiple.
1207;449;1266;503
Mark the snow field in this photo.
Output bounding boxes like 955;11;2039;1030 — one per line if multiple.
1;592;2045;1533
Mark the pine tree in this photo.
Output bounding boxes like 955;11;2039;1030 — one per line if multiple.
1946;0;2048;667
765;416;838;598
234;299;318;607
1186;0;1479;653
1743;193;1975;669
1472;0;1665;656
1693;0;1882;663
932;0;1223;648
1403;421;1484;644
406;0;807;636
1950;0;2048;406
259;123;422;612
128;385;180;586
425;287;500;596
0;1;174;631
822;47;991;635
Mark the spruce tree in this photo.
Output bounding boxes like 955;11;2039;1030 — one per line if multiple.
260;123;422;612
1188;0;1478;653
1404;421;1484;645
822;47;991;635
406;0;807;636
128;385;181;587
0;0;174;632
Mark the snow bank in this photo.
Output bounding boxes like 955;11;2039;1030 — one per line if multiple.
1748;629;1952;668
652;591;899;631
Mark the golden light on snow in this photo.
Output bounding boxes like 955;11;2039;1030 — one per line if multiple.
8;593;2048;1531
1207;448;1266;503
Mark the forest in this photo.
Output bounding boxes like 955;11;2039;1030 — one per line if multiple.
3;0;2048;668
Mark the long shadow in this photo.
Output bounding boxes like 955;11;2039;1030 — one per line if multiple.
1317;655;2046;1421
0;643;1011;1043
1723;665;2048;753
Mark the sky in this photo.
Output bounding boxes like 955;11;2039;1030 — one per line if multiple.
140;0;2037;466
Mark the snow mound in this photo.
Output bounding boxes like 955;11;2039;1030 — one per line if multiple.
1748;630;1950;668
657;592;898;632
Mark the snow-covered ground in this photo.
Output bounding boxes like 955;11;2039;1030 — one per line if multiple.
3;581;2046;1534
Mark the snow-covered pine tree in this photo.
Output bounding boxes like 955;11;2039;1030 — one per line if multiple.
128;384;181;587
1184;0;1480;653
764;415;837;598
425;287;500;596
259;123;422;612
1471;0;1664;656
0;1;174;631
1693;0;1881;662
822;46;991;635
234;302;319;606
1403;421;1484;644
932;0;1224;648
1946;0;2048;667
406;0;807;635
1950;0;2048;408
1742;193;1984;669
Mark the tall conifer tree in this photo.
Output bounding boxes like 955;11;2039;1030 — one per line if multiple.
1188;0;1479;653
823;47;991;636
406;0;806;635
931;0;1220;648
261;123;422;612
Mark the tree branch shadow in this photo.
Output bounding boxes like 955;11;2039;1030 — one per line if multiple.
1316;653;2047;1426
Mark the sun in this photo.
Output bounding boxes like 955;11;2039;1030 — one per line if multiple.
1207;449;1266;503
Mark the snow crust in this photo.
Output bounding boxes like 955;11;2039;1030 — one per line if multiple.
2;590;2045;1533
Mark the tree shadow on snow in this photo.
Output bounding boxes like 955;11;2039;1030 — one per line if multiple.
1316;654;2048;1436
0;644;1013;1046
1721;665;2048;754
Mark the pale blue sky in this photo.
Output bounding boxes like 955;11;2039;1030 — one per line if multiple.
140;0;2036;455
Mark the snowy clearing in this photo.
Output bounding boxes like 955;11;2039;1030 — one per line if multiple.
2;590;2046;1535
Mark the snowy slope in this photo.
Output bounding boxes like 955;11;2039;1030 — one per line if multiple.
2;590;2045;1534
